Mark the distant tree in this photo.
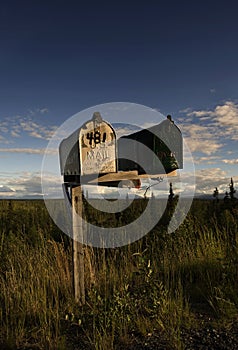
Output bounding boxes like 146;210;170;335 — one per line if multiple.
229;178;236;199
213;187;219;202
224;191;229;202
168;182;174;201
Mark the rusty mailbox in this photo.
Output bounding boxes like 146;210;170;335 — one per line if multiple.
59;112;117;185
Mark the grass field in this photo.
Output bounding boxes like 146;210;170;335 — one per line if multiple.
0;197;238;349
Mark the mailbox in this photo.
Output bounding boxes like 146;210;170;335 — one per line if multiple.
117;115;183;175
59;113;183;190
59;112;117;184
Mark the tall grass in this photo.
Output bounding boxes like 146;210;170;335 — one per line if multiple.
0;199;238;349
0;230;72;349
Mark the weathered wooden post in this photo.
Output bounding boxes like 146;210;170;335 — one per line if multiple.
59;112;117;304
72;185;85;304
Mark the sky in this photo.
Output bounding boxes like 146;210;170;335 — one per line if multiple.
0;0;238;199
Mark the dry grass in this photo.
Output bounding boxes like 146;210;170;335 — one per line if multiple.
0;199;238;349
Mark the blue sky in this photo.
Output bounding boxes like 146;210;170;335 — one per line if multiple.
0;1;238;198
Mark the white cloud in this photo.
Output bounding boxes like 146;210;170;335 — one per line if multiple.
113;124;141;138
0;185;15;192
10;131;20;137
0;134;12;144
181;124;223;155
28;108;49;115
0;171;61;198
197;116;212;121
0;109;57;143
222;159;238;164
187;139;222;155
0;167;236;199
0;147;46;154
193;168;237;195
193;156;221;165
186;101;238;136
0;147;57;155
140;121;159;129
179;101;238;158
0;126;8;133
195;167;227;179
29;131;45;139
179;107;193;114
19;119;56;140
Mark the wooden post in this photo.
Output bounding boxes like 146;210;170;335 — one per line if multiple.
72;186;85;304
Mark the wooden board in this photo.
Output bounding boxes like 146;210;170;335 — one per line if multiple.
89;170;177;184
138;170;177;179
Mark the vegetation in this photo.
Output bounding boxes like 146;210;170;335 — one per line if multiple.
0;197;238;349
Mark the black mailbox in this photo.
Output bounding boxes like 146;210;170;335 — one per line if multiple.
117;115;183;175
